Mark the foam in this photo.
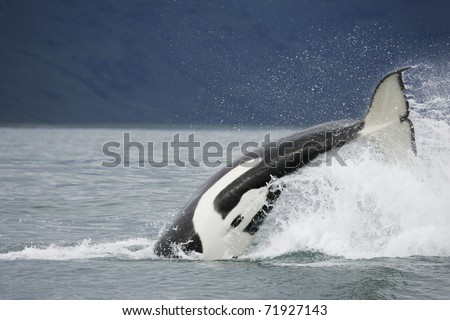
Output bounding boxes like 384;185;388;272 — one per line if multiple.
247;62;450;260
0;238;157;261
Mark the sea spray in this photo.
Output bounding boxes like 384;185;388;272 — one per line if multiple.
249;63;450;260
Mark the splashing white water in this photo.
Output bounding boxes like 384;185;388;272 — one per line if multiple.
0;238;156;261
249;62;450;260
1;63;448;262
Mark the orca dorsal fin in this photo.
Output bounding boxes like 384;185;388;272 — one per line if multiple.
360;67;417;157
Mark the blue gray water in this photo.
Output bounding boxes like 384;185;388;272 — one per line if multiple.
1;64;450;299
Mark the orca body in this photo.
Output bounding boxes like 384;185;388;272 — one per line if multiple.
154;68;416;260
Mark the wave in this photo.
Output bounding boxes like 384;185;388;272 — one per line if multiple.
0;238;157;261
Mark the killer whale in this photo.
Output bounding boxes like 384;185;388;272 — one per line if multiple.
154;67;416;260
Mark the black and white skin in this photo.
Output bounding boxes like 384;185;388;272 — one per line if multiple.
154;67;416;260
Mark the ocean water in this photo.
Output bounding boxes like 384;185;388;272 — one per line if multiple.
1;63;449;299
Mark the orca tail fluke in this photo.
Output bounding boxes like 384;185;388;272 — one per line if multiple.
359;67;417;158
